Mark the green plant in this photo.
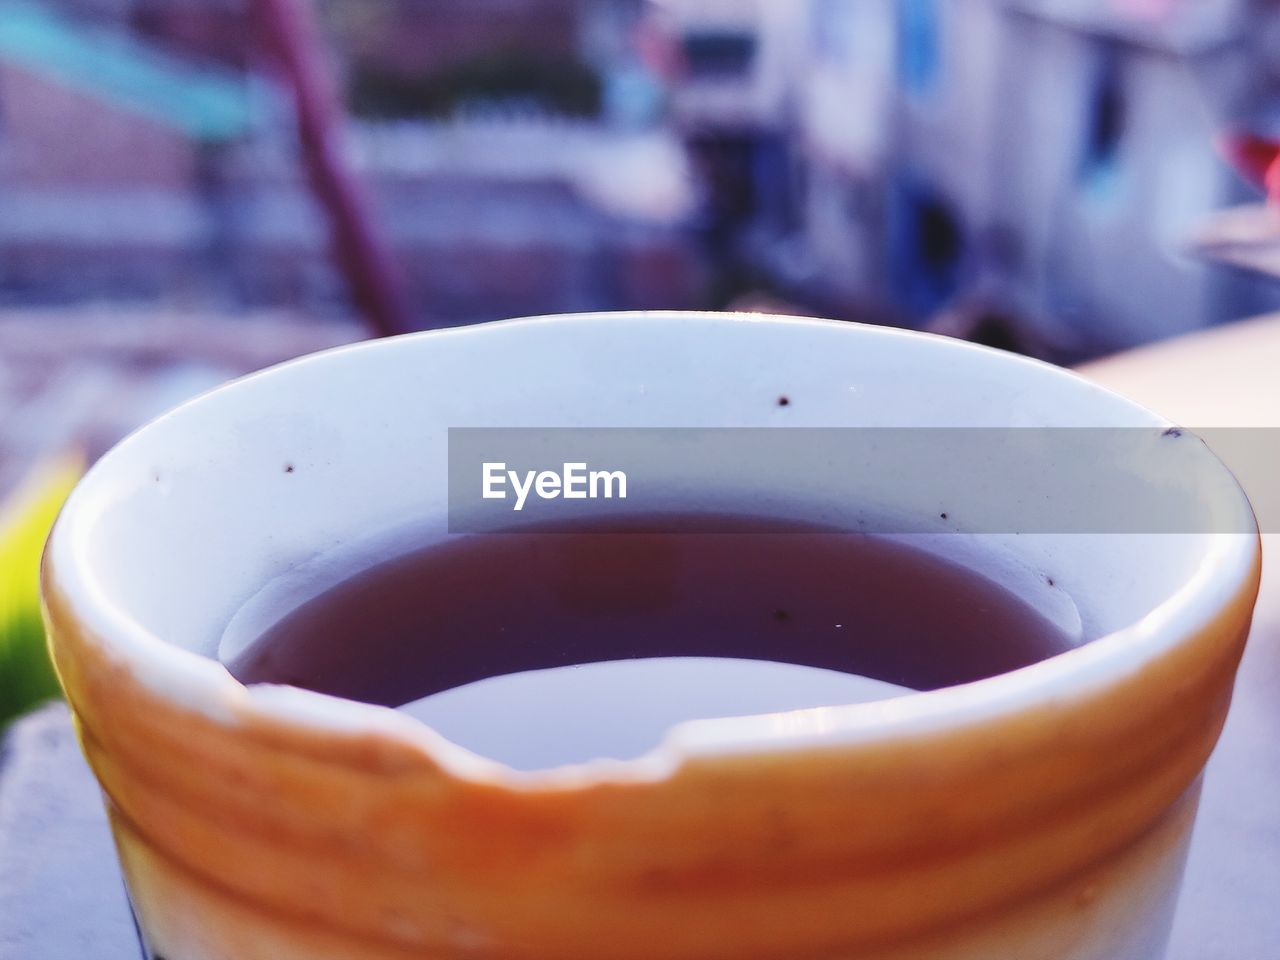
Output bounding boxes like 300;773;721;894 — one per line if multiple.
0;454;82;727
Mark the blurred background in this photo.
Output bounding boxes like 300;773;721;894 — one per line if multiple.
2;0;1280;347
0;0;1276;338
2;0;1280;718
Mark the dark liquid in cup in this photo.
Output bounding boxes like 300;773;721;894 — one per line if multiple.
224;515;1077;757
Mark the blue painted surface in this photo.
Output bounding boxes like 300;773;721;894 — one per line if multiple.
896;0;939;100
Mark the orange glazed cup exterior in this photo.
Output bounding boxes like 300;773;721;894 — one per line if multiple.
42;314;1261;960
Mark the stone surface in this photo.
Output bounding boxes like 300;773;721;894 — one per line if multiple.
0;703;139;960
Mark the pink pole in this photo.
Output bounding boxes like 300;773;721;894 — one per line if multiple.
254;0;414;337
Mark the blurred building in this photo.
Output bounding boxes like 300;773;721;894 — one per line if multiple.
984;0;1267;351
666;0;1280;356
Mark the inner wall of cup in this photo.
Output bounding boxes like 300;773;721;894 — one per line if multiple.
78;317;1225;681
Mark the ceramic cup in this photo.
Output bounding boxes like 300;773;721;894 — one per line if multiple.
42;313;1260;960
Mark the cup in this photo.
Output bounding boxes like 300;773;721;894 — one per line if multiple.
42;312;1260;960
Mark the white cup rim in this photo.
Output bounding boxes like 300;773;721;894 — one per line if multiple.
44;311;1260;788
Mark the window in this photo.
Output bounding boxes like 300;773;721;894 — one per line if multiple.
682;31;757;80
